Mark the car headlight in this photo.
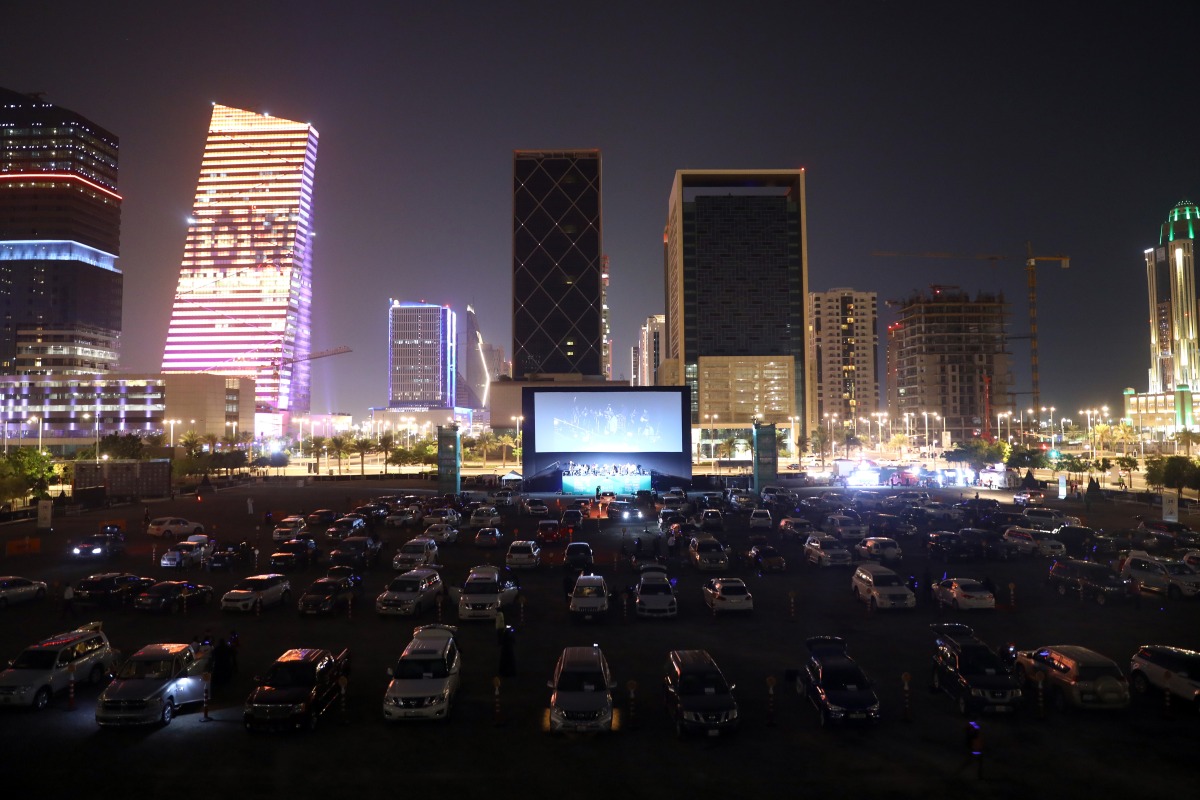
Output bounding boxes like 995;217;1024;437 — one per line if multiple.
550;706;567;722
826;703;846;717
14;686;32;695
867;703;881;716
970;689;986;697
682;710;704;722
73;548;81;554
92;547;103;555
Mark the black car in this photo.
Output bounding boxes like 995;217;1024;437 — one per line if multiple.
564;542;594;571
208;541;253;570
663;649;739;737
1048;525;1096;557
71;533;125;559
326;566;365;594
929;623;1022;715
958;528;1020;560
868;513;917;539
798;636;880;727
328;535;380;570
1047;558;1131;605
926;531;973;562
327;517;367;541
75;572;155;607
243;648;350;731
298;577;356;614
979;511;1027;533
133;580;214;613
271;539;316;571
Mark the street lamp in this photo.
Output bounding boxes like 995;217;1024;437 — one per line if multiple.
226;420;238;447
84;413;100;464
922;411;931;458
167;418;181;448
511;415;524;450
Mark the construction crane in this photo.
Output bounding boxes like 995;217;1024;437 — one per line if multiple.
874;243;1069;424
272;346;351;377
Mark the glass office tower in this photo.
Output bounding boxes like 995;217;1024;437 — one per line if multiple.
161;104;318;414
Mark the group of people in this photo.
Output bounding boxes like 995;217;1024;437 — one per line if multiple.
563;462;647;477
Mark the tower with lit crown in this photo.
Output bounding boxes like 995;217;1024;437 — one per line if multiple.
161;104;318;414
1146;200;1200;395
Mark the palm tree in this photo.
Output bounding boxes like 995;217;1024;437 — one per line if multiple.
202;432;219;454
307;435;326;474
351;437;375;476
379;433;395;475
327;435;350;475
1110;422;1136;456
497;434;515;469
476;431;495;468
178;431;203;458
1174;429;1200;457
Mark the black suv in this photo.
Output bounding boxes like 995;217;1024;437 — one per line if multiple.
868;513;917;539
663;649;739;737
1049;525;1097;557
958;528;1020;560
926;531;973;562
979;511;1027;533
1047;559;1131;605
930;623;1022;715
72;533;125;559
797;636;880;728
75;573;155;607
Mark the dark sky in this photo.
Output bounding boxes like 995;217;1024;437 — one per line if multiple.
4;1;1198;424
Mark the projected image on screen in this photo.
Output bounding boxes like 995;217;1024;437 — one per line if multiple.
534;391;683;453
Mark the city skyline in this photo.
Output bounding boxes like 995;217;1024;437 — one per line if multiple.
5;3;1199;423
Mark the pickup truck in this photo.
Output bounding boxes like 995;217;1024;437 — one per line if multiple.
96;642;213;726
244;647;351;731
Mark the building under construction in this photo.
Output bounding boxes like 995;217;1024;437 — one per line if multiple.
885;287;1012;448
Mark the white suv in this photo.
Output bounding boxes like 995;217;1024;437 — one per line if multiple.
506;540;541;569
454;565;519;620
569;574;610;621
546;645;615;733
383;625;461;721
1129;645;1200;707
748;509;773;530
393;537;438;571
1121;552;1200;599
376;568;444;616
851;564;916;610
0;622;120;709
220;574;292;612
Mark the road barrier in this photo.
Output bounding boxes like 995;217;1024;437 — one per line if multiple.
202;672;212;721
902;672;912;722
766;675;777;726
626;680;638;730
493;676;503;726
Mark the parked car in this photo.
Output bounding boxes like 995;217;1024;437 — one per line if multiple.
1129;645;1200;708
243;647;350;731
453;565;519;621
326;516;367;542
208;541;253;570
393;537;439;571
270;539;316;571
536;520;570;546
0;621;119;709
569;573;610;622
929;623;1022;715
701;577;754;613
382;625;461;721
748;509;774;530
75;573;155;608
376;568;444;617
506;540;541;569
1120;551;1200;599
1047;559;1130;605
564;542;595;571
797;636;880;728
1012;489;1044;506
473;527;505;549
748;545;787;572
220;574;292;612
855;537;902;563
546;645;615;733
688;536;729;571
134;581;214;613
146;517;204;539
931;578;995;611
0;576;47;608
926;531;973;562
95;642;212;726
297;577;356;615
804;535;852;567
958;528;1020;561
1013;645;1130;711
72;532;125;559
663;649;739;737
851;564;915;610
631;566;677;618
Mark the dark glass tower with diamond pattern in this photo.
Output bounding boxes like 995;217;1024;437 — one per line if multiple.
512;150;603;377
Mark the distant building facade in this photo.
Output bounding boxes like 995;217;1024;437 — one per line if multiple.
512;149;603;377
637;314;665;387
0;87;123;375
161;104;319;416
388;301;457;410
809;288;878;424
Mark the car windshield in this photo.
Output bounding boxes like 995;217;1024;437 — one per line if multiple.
678;671;729;695
118;658;174;680
388;579;420;593
394;657;447;680
265;662;315;687
464;580;499;595
401;544;426;554
957;581;985;592
556;671;607;692
874;574;905;587
823;667;868;691
718;583;746;596
697;541;722;553
511;546;532;555
233;579;266;591
573;584;605;598
11;650;58;670
1163;563;1193;576
308;582;339;596
638;582;671;595
146;584;176;597
959;649;1007;676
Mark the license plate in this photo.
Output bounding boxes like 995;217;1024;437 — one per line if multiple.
707;729;719;737
849;712;865;719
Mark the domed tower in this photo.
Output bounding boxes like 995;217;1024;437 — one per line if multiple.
1146;200;1200;394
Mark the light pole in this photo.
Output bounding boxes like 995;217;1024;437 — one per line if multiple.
922;411;930;458
226;420;238;448
167;418;180;449
787;416;798;462
511;415;524;450
84;413;100;464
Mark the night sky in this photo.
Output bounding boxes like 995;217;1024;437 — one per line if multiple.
5;2;1198;425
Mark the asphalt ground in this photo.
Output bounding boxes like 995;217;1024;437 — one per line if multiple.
0;480;1196;799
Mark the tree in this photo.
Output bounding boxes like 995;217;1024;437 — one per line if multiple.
944;439;1007;474
810;427;829;467
1007;446;1048;470
327;435;350;475
497;434;516;469
379;433;395;476
202;432;219;454
476;431;495;468
1116;455;1138;488
1160;455;1193;499
351;437;375;476
307;435;326;474
1110;422;1136;455
4;448;55;501
178;430;203;459
1175;429;1200;457
144;432;166;448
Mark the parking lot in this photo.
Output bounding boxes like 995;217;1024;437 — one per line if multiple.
1;480;1197;797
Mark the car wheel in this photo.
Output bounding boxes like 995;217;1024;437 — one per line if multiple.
0;597;6;610
953;599;961;611
88;664;105;685
281;590;292;604
35;587;46;600
957;695;969;716
1056;583;1068;597
819;707;830;728
1131;672;1151;695
1168;585;1182;601
1094;592;1106;606
931;670;941;691
869;598;878;612
161;700;175;725
33;687;51;710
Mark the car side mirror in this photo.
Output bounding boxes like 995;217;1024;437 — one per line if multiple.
546;680;555;689
386;667;394;677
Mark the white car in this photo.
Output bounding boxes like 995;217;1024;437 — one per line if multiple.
382;625;461;721
0;576;47;608
423;508;461;527
855;537;903;562
1012;489;1044;506
822;514;866;542
220;574;292;612
851;564;915;610
470;507;502;528
748;509;774;530
1002;527;1065;558
95;642;212;726
932;578;996;610
632;567;677;618
422;523;459;545
1129;645;1200;706
271;516;306;542
453;565;519;620
779;517;816;541
804;535;853;567
1121;552;1200;599
688;536;729;571
393;538;439;571
376;568;444;616
569;574;610;621
160;541;206;569
506;540;541;569
146;517;204;539
386;509;420;528
702;577;754;612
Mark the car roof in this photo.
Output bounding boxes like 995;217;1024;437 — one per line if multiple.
277;648;325;663
467;565;501;577
558;645;607;670
1035;645;1116;664
132;643;192;658
30;622;105;649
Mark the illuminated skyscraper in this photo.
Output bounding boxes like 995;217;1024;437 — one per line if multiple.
512;149;603;377
0;87;122;374
809;288;879;422
161;104;318;414
389;301;457;409
1146;200;1200;395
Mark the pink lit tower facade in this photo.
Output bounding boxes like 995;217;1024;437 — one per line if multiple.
161;104;318;419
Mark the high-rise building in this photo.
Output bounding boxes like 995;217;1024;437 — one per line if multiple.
809;288;879;424
629;345;640;385
458;305;487;409
512;149;603;377
388;300;457;409
662;170;811;434
0;87;122;375
887;287;1012;446
1146;200;1200;395
161;104;319;415
638;314;665;387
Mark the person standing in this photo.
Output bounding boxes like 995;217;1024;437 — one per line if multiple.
247;497;255;515
62;583;76;618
